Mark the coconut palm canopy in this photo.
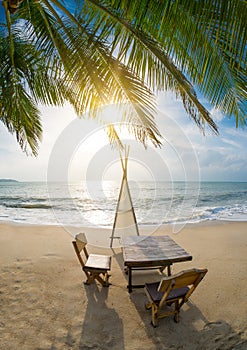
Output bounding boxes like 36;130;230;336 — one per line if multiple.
0;0;246;155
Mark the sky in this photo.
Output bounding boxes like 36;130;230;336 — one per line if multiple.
1;91;247;183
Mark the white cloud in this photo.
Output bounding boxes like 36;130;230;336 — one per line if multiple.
221;138;241;148
224;126;247;139
210;108;225;122
156;92;247;182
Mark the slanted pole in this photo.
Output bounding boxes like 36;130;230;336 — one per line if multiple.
110;146;139;248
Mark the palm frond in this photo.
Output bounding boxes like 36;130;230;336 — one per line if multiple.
86;0;246;128
0;81;42;155
19;0;162;146
105;123;124;150
1;0;246;155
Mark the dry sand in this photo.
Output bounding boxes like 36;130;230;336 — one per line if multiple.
0;221;246;350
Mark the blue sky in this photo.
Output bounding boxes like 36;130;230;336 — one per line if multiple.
1;92;247;182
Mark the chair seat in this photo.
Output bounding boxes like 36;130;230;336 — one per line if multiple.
145;282;190;304
84;254;111;271
72;234;112;287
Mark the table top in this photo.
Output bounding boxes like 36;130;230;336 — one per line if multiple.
122;235;192;267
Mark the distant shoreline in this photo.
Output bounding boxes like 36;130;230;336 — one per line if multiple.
0;179;19;183
1;179;247;184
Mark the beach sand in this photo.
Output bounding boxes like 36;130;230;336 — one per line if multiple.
0;221;246;350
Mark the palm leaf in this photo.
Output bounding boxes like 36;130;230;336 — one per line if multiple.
1;0;246;154
18;0;162;146
85;0;246;128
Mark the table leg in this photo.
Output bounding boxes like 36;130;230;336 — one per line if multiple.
167;264;171;276
128;267;132;293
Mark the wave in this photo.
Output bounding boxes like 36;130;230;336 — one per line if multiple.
4;203;53;209
198;192;247;203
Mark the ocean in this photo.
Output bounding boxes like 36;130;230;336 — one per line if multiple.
0;181;247;228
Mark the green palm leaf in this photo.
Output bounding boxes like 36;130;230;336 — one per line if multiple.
18;0;162;146
85;0;246;127
1;0;246;155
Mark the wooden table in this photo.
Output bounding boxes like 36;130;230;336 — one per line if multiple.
122;235;192;293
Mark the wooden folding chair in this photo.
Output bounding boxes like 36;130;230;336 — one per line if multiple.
145;268;208;327
72;233;112;287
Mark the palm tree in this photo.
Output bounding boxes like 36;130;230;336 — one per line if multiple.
0;0;246;155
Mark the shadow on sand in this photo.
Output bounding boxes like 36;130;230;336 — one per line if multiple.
129;289;247;350
79;284;124;350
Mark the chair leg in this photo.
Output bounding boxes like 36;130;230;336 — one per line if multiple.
151;305;159;327
174;312;179;323
104;272;111;285
95;274;107;286
83;269;111;287
173;300;180;323
145;302;152;310
84;273;95;285
84;272;101;285
96;273;111;287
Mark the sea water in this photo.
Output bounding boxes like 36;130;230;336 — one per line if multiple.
0;181;247;227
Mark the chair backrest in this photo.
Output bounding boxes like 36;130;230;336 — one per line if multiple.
75;232;87;250
158;268;208;303
72;233;89;268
